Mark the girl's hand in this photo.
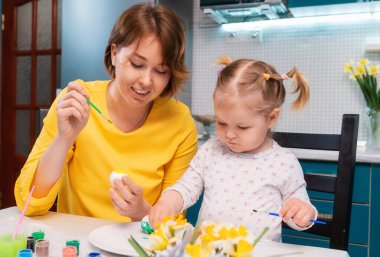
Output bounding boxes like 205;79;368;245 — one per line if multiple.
109;176;151;221
279;197;316;227
56;81;90;142
149;201;175;229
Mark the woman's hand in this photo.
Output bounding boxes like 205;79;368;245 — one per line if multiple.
279;197;316;227
109;176;151;221
56;81;90;143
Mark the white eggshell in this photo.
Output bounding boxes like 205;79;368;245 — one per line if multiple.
109;171;128;186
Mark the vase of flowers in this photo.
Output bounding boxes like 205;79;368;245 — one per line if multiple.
344;59;379;150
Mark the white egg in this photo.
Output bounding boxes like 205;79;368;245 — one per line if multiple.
109;171;128;186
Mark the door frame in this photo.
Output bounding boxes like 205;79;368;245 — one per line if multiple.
0;0;60;208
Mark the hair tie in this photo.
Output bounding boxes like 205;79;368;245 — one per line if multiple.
263;73;271;81
281;74;289;80
217;68;223;74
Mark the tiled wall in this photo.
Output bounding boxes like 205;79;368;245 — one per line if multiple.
190;0;380;141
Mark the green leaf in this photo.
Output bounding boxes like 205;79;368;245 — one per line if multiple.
128;235;150;257
252;226;269;247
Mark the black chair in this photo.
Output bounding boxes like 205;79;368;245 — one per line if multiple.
39;108;49;130
273;114;359;250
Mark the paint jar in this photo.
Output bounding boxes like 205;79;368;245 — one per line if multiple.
17;249;33;257
87;252;102;257
0;234;27;257
66;240;80;256
35;239;49;257
62;246;77;257
26;236;34;252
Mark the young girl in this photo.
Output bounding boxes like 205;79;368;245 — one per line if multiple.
149;57;317;241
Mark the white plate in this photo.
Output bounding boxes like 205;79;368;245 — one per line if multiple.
88;222;149;256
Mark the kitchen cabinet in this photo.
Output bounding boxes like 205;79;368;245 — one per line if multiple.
282;161;378;257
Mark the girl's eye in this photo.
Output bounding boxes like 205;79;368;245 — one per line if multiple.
238;126;249;130
131;62;143;68
217;121;226;126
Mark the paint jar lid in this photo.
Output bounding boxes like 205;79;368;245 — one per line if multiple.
31;231;44;240
87;252;102;257
66;240;80;255
17;249;33;257
62;246;77;257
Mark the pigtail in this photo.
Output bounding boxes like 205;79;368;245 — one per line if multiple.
286;67;310;110
216;55;233;66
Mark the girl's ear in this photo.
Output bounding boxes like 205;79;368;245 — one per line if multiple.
111;43;118;66
268;108;280;129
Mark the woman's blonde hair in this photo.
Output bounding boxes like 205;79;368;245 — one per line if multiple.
104;3;188;98
214;56;309;113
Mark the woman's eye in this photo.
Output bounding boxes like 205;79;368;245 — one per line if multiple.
131;62;143;68
155;69;168;75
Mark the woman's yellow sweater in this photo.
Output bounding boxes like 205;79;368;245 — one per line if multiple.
14;80;198;221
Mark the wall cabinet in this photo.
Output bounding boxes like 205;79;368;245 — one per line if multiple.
288;0;366;8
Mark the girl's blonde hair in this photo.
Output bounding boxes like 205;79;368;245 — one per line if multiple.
214;56;309;114
104;3;188;98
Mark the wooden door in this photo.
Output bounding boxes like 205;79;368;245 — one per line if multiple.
0;0;61;208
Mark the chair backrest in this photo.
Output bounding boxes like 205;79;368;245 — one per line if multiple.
273;114;359;250
39;108;49;131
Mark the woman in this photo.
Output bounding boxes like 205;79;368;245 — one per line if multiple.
14;2;197;222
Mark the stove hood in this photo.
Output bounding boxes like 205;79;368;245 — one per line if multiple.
200;0;293;24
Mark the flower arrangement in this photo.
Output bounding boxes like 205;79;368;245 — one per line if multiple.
344;59;380;149
129;215;268;257
344;59;379;113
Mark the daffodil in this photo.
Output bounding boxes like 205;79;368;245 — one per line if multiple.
360;58;369;66
369;65;378;76
344;59;379;112
344;63;353;73
355;65;365;75
185;244;201;257
233;240;254;257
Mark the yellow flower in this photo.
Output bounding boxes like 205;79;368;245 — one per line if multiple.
185;244;201;257
146;232;169;251
174;215;188;226
370;65;378;76
344;63;353;73
355;65;365;75
360;58;369;66
233;240;254;257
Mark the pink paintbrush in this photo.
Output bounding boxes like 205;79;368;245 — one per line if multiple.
13;185;35;240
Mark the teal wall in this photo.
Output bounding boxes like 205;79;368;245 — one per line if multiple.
61;0;141;88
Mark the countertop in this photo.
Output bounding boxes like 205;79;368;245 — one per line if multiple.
198;139;380;164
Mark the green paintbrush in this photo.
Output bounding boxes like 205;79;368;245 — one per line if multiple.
86;98;112;124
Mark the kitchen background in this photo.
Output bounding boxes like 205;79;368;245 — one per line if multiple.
191;0;380;141
60;0;380;141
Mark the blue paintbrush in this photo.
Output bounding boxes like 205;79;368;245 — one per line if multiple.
252;209;327;225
